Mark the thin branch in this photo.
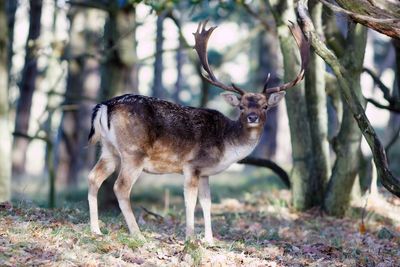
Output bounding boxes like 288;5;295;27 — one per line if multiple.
13;132;50;143
140;206;164;221
240;2;272;32
363;68;392;101
66;0;110;11
366;98;400;113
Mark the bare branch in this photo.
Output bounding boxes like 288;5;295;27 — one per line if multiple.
363;68;392;101
240;2;272;32
320;0;400;39
366;98;400;113
238;156;290;188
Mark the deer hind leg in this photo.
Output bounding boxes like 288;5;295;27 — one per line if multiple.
199;176;213;245
183;168;200;240
88;146;117;235
114;155;144;236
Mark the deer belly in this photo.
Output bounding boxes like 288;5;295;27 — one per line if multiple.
143;155;183;174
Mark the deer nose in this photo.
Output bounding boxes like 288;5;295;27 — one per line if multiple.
247;113;259;123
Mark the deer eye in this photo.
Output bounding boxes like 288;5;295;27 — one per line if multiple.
263;105;268;110
239;105;244;110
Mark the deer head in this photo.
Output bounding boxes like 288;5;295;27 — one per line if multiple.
193;20;310;128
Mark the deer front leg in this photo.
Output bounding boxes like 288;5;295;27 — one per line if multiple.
199;176;213;245
114;157;143;237
183;170;199;240
88;156;116;235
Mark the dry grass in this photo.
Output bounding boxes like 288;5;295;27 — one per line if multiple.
2;170;400;266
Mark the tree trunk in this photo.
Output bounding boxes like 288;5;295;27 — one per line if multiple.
324;22;367;216
152;11;167;99
6;0;17;77
101;6;138;100
268;0;315;210
12;0;43;175
304;0;330;204
172;11;183;104
0;0;11;202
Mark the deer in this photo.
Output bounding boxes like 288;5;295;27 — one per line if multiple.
87;21;309;245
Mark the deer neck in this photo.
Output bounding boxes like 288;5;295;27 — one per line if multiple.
225;119;263;146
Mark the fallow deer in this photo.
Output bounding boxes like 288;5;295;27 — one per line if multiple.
87;21;309;244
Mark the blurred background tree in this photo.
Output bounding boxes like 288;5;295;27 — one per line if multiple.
1;0;399;219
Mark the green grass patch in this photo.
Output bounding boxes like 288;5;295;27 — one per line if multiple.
183;240;203;267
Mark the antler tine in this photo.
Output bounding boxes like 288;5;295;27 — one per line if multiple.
263;73;271;91
193;21;245;95
263;22;310;95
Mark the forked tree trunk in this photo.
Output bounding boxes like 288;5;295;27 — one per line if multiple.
0;0;11;202
12;0;43;175
268;0;316;210
324;22;367;216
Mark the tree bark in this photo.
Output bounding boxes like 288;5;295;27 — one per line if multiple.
304;0;330;205
12;0;43;175
0;0;11;202
268;0;315;210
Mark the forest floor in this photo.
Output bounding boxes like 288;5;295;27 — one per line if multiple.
2;170;400;266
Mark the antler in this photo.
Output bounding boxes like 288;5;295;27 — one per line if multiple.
263;22;310;95
193;21;246;95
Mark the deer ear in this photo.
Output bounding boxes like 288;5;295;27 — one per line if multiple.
221;93;241;107
267;91;286;107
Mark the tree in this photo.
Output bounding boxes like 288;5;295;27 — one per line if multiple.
304;1;330;202
297;0;400;201
247;0;399;215
12;0;43;175
323;22;367;216
0;0;11;202
268;0;317;210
